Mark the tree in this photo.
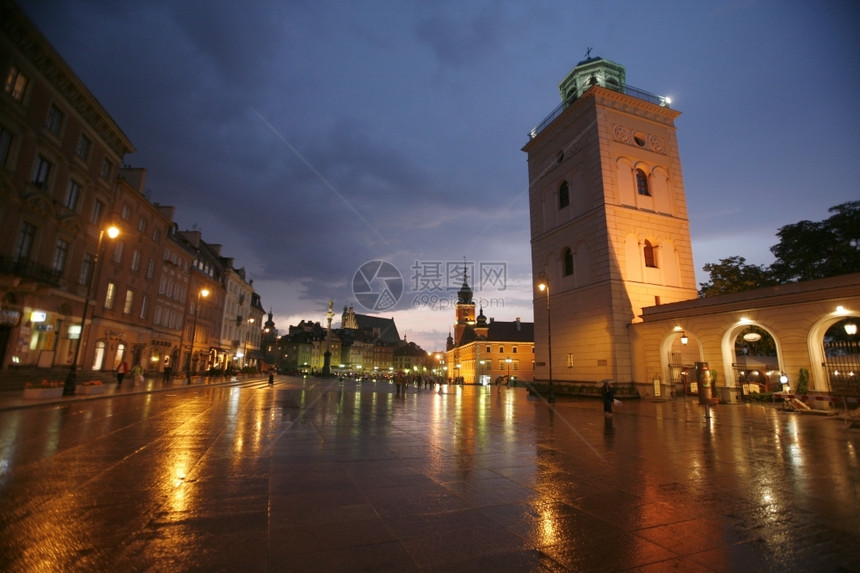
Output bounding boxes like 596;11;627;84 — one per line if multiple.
699;201;860;296
698;256;776;297
769;201;860;283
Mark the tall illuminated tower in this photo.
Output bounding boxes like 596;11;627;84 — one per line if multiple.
453;267;475;347
523;56;697;385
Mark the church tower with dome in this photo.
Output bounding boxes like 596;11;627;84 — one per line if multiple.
523;55;698;386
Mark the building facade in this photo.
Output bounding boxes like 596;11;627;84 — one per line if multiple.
524;56;859;404
1;3;136;372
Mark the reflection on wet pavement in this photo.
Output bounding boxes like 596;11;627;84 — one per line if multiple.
0;377;858;571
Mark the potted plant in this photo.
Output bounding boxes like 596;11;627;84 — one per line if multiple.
22;380;64;399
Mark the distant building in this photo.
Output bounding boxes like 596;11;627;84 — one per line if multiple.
278;305;423;376
444;268;534;384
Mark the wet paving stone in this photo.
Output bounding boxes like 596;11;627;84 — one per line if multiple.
0;378;858;571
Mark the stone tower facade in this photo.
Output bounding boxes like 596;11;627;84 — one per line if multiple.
523;56;698;385
453;267;475;347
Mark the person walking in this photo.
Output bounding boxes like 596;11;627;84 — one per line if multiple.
131;362;144;385
601;380;616;416
162;364;172;384
116;360;129;386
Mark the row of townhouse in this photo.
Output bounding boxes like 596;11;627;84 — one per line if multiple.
0;1;265;384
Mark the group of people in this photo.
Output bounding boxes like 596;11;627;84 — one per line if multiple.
114;361;145;386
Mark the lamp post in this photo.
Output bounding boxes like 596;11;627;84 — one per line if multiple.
537;278;555;402
187;288;210;384
64;225;119;396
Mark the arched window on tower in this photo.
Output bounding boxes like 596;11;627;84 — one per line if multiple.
643;240;657;268
563;248;574;276
635;168;650;196
558;180;570;209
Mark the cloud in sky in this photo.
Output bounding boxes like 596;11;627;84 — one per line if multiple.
17;0;860;350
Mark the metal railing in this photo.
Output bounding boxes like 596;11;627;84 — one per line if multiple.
0;256;62;286
528;83;671;139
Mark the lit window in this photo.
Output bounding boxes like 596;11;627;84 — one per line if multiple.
105;282;116;309
635;168;650;196
123;290;134;314
4;65;28;101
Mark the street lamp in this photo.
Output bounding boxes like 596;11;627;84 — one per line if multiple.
187;288;210;384
537;277;555;402
64;225;119;396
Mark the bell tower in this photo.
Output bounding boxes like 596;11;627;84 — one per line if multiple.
453;266;475;346
523;56;697;385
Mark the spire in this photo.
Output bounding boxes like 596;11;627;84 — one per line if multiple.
457;264;473;304
476;305;487;326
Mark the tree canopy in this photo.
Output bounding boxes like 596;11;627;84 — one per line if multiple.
698;201;860;297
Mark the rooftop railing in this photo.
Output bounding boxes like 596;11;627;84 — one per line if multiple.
528;83;671;140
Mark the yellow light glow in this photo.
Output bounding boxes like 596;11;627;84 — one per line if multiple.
106;225;120;238
200;288;210;298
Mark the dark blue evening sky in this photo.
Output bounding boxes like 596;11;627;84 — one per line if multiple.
17;0;860;349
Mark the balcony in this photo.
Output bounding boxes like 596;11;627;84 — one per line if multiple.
0;256;62;287
528;83;671;140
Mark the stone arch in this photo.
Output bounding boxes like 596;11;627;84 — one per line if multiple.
615;157;635;206
573;239;590;286
632;161;654;211
650;165;671;214
721;321;784;392
660;329;702;394
807;313;860;393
